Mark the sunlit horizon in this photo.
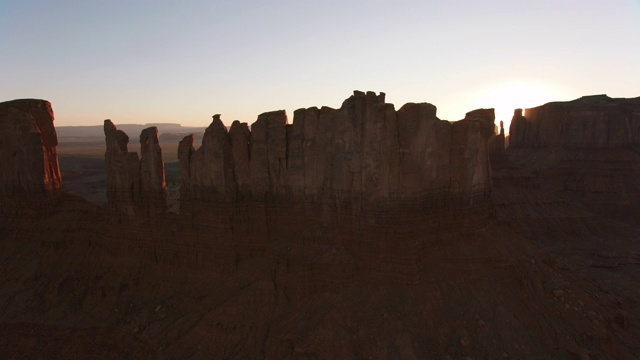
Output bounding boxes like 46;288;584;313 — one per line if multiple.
467;81;573;134
47;85;576;134
2;1;638;129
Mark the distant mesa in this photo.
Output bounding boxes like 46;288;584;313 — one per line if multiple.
56;123;208;138
159;132;204;142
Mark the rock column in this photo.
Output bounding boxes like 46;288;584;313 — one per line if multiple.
0;99;61;195
104;120;166;219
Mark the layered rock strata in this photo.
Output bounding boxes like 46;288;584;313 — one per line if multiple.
489;120;505;153
177;91;496;283
509;95;640;148
2;95;640;358
0;99;61;195
507;96;640;223
104;120;166;218
180;91;495;208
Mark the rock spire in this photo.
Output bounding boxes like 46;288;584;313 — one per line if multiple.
104;120;166;219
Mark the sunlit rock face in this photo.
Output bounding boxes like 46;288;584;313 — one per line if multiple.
509;95;640;149
0;99;61;195
104;120;166;219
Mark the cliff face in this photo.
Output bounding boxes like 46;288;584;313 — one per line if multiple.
179;91;495;208
3;94;640;359
174;91;496;285
506;95;640;224
104;120;166;218
509;95;640;149
0;99;61;195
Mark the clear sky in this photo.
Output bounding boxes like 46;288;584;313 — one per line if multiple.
1;0;639;131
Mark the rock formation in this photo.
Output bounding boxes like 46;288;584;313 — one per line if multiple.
139;127;166;195
3;93;640;359
175;91;497;284
179;91;495;210
0;99;61;195
509;94;640;148
507;95;640;223
104;120;166;218
178;114;236;201
489;119;506;152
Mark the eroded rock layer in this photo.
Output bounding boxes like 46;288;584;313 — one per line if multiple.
2;94;640;359
104;120;166;219
180;91;495;209
507;95;640;223
176;91;497;284
509;95;640;149
0;99;61;195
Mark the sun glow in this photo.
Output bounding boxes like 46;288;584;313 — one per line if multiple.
474;82;566;134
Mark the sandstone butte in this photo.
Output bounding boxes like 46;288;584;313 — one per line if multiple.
0;92;640;359
0;99;61;195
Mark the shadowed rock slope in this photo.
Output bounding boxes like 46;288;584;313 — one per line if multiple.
0;94;639;359
509;95;640;223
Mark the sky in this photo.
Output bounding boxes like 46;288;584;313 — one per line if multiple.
1;0;639;131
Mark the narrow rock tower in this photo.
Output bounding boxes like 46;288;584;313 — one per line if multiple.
104;120;166;220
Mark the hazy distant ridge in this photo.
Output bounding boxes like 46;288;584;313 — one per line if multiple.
57;123;208;138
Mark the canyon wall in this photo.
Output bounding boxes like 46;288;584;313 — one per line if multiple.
507;95;640;224
509;95;640;149
104;120;166;219
179;91;495;210
3;95;640;358
0;99;61;195
174;91;497;284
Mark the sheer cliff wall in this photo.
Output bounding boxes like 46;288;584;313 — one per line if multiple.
3;97;640;359
179;91;495;209
173;91;496;284
507;95;640;223
0;99;61;195
509;95;640;149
